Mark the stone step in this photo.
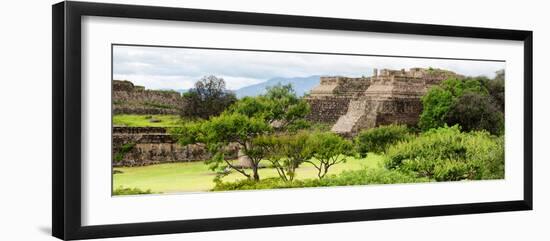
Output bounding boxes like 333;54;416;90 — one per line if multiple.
331;100;368;133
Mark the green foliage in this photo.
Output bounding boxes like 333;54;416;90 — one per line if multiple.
355;124;411;156
113;142;135;162
112;186;153;195
306;132;354;179
200;113;271;147
212;168;429;191
229;83;310;130
174;84;312;182
445;92;504;135
204;113;272;180
181;75;237;119
419;75;505;135
259;132;314;182
169;120;203;146
385;126;504;181
419;78;487;131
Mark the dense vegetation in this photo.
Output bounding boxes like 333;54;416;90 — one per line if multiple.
385;126;504;181
419;75;505;135
354;124;411;156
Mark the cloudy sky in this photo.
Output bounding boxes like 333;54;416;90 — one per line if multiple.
113;45;505;91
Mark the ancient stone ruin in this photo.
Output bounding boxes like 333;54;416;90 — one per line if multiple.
112;126;238;167
305;68;461;137
113;80;183;115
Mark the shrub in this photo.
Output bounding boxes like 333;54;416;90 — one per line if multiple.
112;186;153;195
212;168;429;191
419;78;488;131
385;126;504;181
445;92;504;135
355;124;411;156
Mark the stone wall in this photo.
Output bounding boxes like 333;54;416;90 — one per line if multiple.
113;80;183;115
316;68;462;136
305;96;353;123
305;76;371;123
112;126;238;167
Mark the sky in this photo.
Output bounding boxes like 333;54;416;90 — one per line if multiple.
113;45;505;91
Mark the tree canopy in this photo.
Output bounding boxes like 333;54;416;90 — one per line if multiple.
418;72;504;135
181;75;237;119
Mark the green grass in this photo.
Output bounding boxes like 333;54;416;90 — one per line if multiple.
113;114;184;127
113;154;384;194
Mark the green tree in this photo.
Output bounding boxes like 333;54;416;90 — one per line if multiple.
201;113;271;181
229;84;310;131
355;124;410;157
181;75;237;119
445;92;504;135
419;78;488;131
261;132;314;182
306;132;353;179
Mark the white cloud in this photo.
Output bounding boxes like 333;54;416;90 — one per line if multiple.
113;45;505;90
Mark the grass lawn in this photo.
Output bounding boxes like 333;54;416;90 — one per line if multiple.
113;154;384;194
113;114;185;127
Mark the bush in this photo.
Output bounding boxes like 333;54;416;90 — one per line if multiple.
385;126;504;181
212;168;429;191
419;78;488;131
112;186;153;195
445;92;504;135
355;124;411;156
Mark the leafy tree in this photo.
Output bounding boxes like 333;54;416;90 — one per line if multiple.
201;113;271;181
261;132;314;182
445;92;504;135
229;83;310;131
181;75;237;119
355;124;410;157
419;78;488;131
306;132;353;179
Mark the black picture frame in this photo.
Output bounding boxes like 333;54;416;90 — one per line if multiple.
52;1;533;240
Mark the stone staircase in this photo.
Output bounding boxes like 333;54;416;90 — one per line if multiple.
331;99;369;135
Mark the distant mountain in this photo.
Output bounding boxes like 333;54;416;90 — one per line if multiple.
234;75;321;98
175;89;189;94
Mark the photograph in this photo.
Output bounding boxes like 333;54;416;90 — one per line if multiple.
111;44;506;195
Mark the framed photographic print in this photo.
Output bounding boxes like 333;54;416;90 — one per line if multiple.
52;1;533;240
